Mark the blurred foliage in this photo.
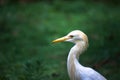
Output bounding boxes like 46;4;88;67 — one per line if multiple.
0;0;120;80
0;0;120;5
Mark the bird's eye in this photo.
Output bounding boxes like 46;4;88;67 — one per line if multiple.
69;35;74;38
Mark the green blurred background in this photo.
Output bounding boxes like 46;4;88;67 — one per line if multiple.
0;0;120;80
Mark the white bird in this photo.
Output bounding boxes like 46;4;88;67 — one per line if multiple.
52;30;107;80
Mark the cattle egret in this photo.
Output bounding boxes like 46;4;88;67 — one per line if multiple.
52;30;107;80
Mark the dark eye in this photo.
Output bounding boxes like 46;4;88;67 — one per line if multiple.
69;35;74;38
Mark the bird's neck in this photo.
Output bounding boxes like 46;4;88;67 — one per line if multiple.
67;42;87;80
68;42;86;60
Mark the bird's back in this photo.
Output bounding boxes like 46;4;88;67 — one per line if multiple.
74;60;107;80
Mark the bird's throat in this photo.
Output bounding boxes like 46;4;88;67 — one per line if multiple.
67;43;87;80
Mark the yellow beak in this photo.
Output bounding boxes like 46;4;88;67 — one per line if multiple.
52;36;70;43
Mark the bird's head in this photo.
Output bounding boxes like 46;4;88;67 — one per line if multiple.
52;30;88;46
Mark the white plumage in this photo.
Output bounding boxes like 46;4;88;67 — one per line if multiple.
52;30;107;80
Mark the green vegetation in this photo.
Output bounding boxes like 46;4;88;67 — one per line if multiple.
0;1;120;80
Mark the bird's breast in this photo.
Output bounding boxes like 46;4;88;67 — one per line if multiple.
67;53;81;80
